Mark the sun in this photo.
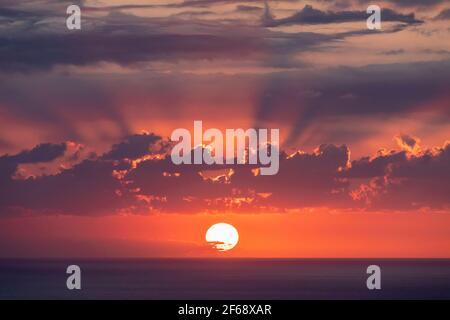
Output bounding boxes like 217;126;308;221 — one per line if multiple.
205;223;239;252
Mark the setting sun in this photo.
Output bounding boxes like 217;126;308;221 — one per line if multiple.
205;223;239;252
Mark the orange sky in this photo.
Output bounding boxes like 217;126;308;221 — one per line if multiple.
2;211;450;258
0;0;449;259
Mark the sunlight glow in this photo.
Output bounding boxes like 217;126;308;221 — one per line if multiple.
205;223;239;252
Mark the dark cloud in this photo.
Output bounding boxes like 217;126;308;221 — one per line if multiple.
1;59;448;154
435;8;450;19
356;0;447;8
81;0;299;12
0;136;144;216
0;0;448;216
0;7;46;19
1;133;448;216
2;159;129;216
0;143;66;181
388;0;446;6
263;4;422;27
228;144;351;209
235;5;263;12
381;49;405;55
7;143;67;164
347;142;450;210
422;49;450;55
0;0;84;22
314;0;353;10
174;0;301;8
0;33;241;72
345;151;407;178
0;0;418;73
395;134;420;152
102;133;167;160
0;29;330;72
252;60;450;145
318;0;445;11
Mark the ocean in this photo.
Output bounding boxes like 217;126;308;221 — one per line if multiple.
1;259;449;299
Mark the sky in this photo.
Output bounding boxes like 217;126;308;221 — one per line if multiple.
0;0;449;258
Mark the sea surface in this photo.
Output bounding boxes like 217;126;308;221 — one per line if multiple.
0;259;449;299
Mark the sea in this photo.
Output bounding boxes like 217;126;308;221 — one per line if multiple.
1;259;449;299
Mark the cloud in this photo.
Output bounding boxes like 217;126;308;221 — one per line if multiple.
1;132;447;216
3;159;129;216
236;5;263;13
0;143;69;215
347;141;450;210
7;143;67;164
0;58;448;157
395;134;420;153
262;4;422;27
0;0;421;73
0;0;448;217
381;49;405;55
79;0;299;12
102;133;167;160
345;150;407;179
253;60;450;145
378;0;447;8
174;0;301;8
0;26;330;72
435;8;450;20
0;143;66;180
228;144;352;209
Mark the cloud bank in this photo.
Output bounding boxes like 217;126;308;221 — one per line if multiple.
0;133;448;216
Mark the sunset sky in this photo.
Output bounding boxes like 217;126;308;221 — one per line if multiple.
0;0;449;258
